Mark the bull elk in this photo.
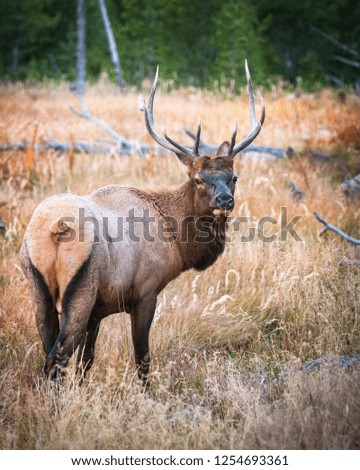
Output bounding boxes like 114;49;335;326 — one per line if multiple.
20;61;265;386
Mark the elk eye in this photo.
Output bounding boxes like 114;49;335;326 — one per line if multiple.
195;178;203;186
232;176;238;183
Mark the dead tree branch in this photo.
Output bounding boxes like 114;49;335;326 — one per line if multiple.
70;95;128;144
325;73;345;87
312;26;360;60
314;212;360;245
70;95;145;154
331;55;360;69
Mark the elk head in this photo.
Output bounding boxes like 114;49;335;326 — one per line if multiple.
142;60;265;217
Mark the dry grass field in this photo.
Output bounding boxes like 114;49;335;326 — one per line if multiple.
0;79;360;449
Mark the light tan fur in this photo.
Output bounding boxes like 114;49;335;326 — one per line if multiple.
24;195;96;306
22;187;184;308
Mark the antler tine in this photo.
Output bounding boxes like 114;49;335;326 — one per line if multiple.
231;59;265;157
259;94;265;126
229;121;238;155
163;130;194;157
194;117;201;155
144;65;195;158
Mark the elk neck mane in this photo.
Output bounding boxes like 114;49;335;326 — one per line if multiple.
127;180;227;272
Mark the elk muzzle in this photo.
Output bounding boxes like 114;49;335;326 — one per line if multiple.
211;192;234;217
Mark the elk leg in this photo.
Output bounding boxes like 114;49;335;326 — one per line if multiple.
45;294;97;382
44;249;99;382
27;260;59;356
76;314;101;377
36;305;59;357
130;295;157;389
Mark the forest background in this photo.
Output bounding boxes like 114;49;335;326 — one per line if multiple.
1;0;359;91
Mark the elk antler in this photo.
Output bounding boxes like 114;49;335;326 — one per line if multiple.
143;66;197;160
194;118;202;156
229;59;265;157
142;62;264;160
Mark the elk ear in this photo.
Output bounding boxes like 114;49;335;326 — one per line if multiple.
216;141;230;156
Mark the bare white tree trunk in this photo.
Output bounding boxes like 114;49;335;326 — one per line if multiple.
97;0;125;90
76;0;86;95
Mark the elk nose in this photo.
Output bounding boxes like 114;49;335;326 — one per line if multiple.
216;193;234;209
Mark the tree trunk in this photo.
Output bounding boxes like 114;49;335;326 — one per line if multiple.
97;0;125;90
76;0;86;95
10;0;21;78
11;45;19;74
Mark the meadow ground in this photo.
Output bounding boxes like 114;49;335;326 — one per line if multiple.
0;80;360;449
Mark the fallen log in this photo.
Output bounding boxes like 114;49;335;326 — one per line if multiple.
0;140;158;156
0;139;287;158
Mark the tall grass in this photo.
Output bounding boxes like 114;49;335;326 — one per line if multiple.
0;84;359;449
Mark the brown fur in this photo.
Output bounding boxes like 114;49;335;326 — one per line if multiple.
192;155;234;173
